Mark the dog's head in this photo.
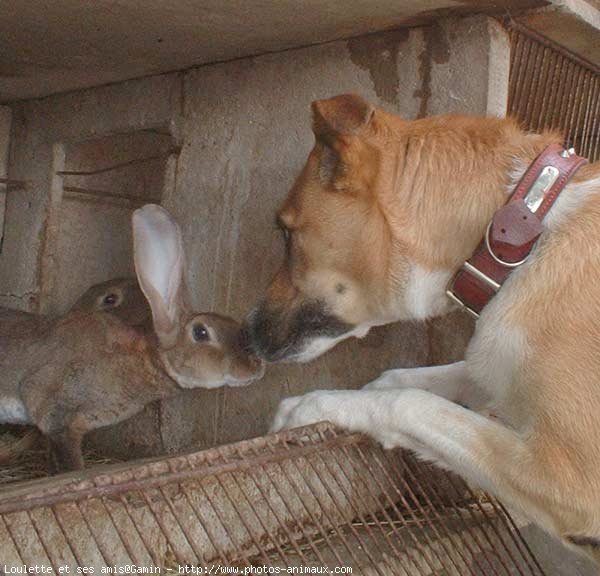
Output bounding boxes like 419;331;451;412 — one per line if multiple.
243;94;422;362
243;94;543;363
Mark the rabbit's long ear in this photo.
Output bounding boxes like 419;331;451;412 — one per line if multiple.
132;204;185;346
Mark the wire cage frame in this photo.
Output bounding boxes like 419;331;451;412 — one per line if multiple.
508;22;600;162
0;423;545;575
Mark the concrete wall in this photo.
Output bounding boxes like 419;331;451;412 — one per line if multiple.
47;132;174;314
0;107;11;252
0;16;510;458
1;75;180;313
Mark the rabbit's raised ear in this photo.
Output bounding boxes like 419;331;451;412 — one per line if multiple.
132;204;185;346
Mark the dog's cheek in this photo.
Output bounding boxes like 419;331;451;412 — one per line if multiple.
267;266;300;307
300;270;358;322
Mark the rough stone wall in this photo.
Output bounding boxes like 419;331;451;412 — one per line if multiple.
0;16;509;458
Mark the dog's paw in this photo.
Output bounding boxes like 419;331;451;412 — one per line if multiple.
362;378;385;391
362;368;410;391
270;395;304;433
270;390;343;433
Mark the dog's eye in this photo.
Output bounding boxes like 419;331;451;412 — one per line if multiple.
192;323;210;342
276;217;292;246
103;293;119;306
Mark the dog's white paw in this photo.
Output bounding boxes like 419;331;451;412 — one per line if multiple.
362;377;387;391
270;395;304;432
270;390;343;432
362;369;410;391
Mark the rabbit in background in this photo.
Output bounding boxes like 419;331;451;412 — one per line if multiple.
0;204;265;473
0;277;150;464
69;277;150;326
0;277;149;341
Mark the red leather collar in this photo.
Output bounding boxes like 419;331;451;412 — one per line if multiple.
447;143;588;318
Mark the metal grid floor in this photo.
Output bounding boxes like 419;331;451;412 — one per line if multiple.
0;423;545;575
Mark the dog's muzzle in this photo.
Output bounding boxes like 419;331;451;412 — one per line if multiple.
241;300;353;363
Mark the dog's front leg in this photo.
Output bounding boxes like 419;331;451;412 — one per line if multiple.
363;361;488;410
271;389;530;499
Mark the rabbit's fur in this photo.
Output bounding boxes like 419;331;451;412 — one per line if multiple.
0;277;148;341
0;205;264;473
70;277;149;326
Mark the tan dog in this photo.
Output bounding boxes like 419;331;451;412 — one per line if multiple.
243;94;600;563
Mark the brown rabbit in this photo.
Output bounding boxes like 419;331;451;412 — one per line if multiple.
0;278;150;464
69;277;150;326
0;204;265;473
0;277;149;344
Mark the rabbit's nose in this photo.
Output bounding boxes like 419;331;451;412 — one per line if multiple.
248;354;266;379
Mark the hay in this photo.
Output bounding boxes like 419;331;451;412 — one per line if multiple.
0;425;123;485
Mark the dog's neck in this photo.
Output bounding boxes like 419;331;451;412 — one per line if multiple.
375;114;560;320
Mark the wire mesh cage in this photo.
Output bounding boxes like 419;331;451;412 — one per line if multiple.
508;23;600;162
0;423;545;575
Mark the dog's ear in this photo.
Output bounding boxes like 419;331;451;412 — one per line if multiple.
312;94;374;145
312;95;377;192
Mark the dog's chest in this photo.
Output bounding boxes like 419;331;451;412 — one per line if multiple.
464;281;531;425
463;175;600;423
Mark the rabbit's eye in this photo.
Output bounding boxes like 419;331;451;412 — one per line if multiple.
103;293;119;306
192;323;210;342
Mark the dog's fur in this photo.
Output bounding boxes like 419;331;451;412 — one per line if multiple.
244;94;600;563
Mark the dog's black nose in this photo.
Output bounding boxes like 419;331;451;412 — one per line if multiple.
237;323;255;355
239;307;286;362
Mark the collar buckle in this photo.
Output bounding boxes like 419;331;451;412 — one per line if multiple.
445;288;480;319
